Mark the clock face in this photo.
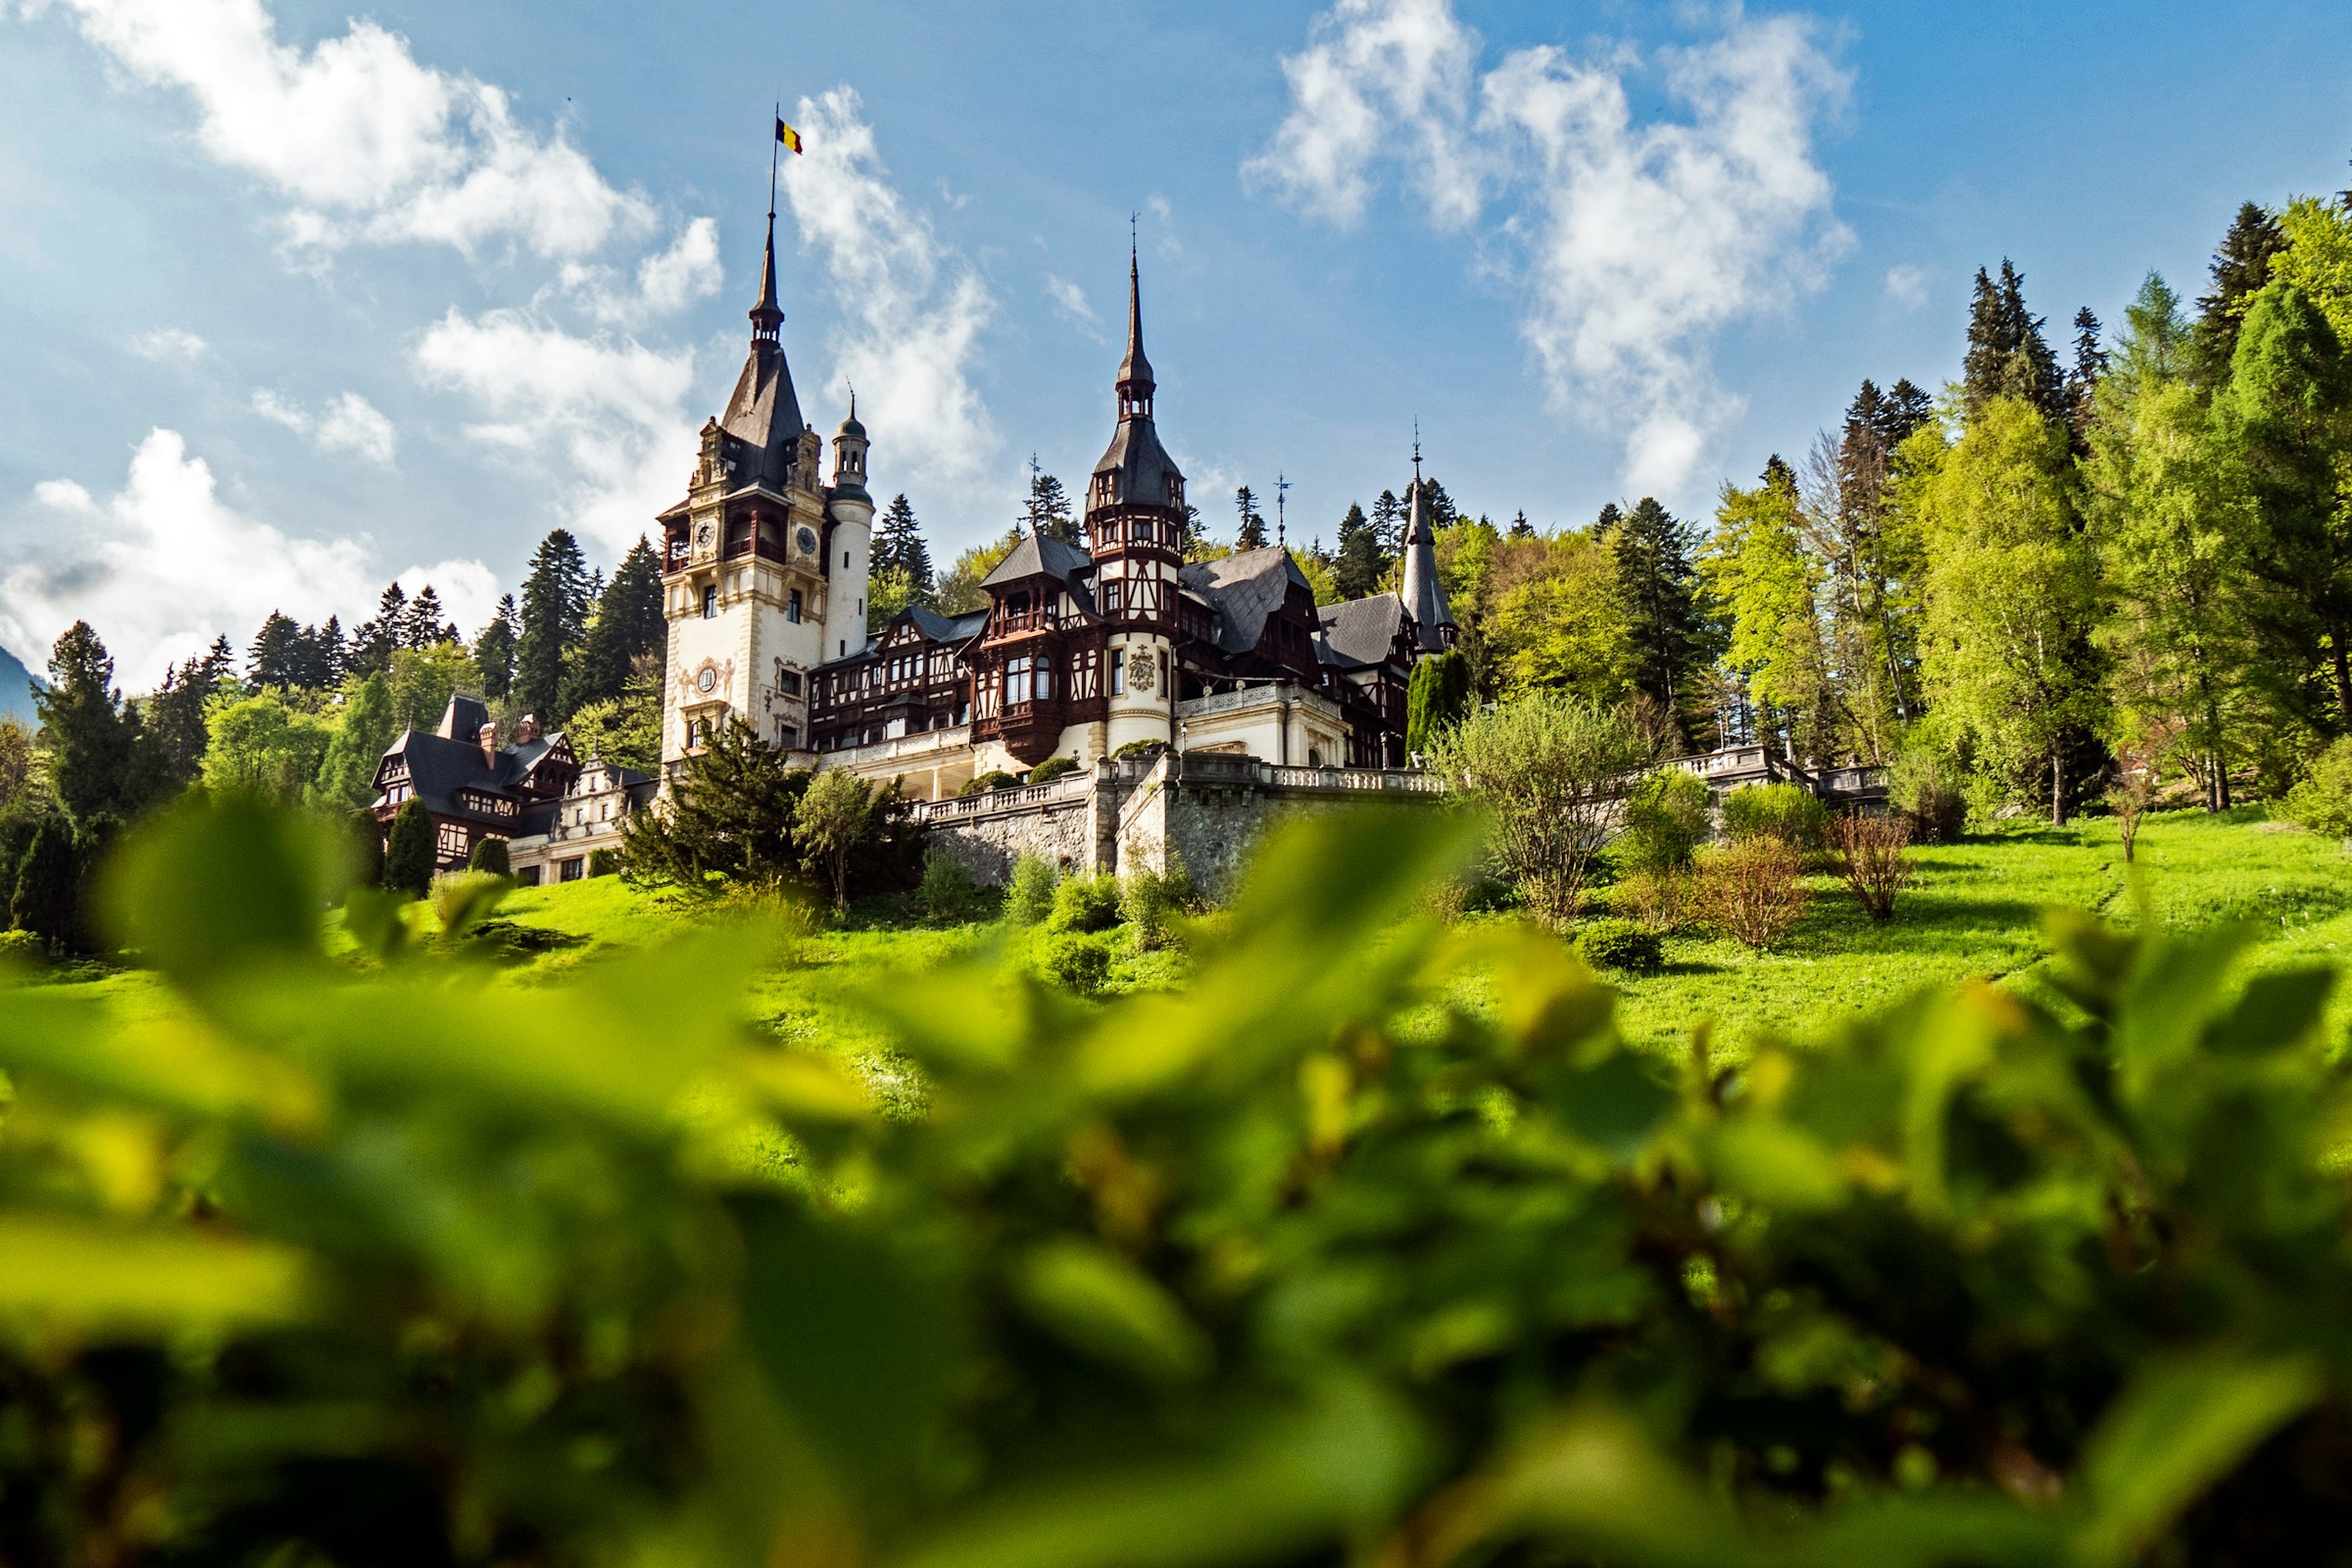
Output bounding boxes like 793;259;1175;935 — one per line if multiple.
694;521;714;551
697;666;717;694
796;525;818;556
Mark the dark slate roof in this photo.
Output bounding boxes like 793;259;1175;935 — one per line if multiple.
907;606;989;644
436;693;490;741
1092;416;1183;512
1180;546;1310;656
719;346;804;492
1397;478;1454;652
1317;594;1408;669
981;532;1094;590
380;723;575;821
1116;251;1154;393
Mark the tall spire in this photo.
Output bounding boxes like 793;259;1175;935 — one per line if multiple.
1398;432;1453;651
750;211;783;348
1116;232;1154;415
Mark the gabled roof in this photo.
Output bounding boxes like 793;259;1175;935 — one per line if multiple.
981;533;1094;590
906;606;990;644
436;693;490;742
1318;594;1410;669
719;350;804;492
1179;546;1311;656
379;725;575;821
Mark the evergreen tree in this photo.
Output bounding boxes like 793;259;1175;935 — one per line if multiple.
1405;649;1473;756
1592;502;1624;538
1408;476;1459;531
569;538;665;714
2064;308;2108;452
475;596;519;704
1610;498;1705;745
513;530;592;723
248;612;304;687
9;815;74;953
350;585;407;676
403;586;456;650
1025;467;1078;546
620;717;810;893
872;495;934;597
1370;490;1405;560
1235;486;1269;551
1333;503;1388;600
384;799;435;896
36;623;150;823
147;638;235;785
1962;261;2064;418
2192;202;2288;388
315;616;346;686
1509;511;1534;540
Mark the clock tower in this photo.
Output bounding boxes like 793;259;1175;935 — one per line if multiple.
656;206;870;770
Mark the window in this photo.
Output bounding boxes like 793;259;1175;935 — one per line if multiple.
560;858;585;883
777;669;802;696
787;589;803;623
1004;656;1030;707
1033;660;1054;702
516;866;542;888
1110;654;1124;696
701;585;717;618
844;549;852;567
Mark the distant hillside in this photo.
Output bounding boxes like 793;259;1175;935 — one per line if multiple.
0;647;38;725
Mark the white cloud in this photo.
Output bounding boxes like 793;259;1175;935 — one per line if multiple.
561;217;724;326
37;0;652;259
1885;264;1930;309
414;308;697;552
1252;2;1851;495
252;389;399;465
1044;273;1101;331
779;86;998;488
129;326;207;362
1244;0;1487;228
2;429;489;684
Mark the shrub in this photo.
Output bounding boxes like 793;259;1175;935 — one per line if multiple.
430;870;512;947
1028;756;1082;785
1829;811;1914;921
383;799;435;897
960;770;1021;798
796;768;877;910
1618;866;1695;933
1005;853;1058;926
1573;916;1662;974
1425;691;1647;926
1111;738;1167;761
1041;929;1115;995
1720;782;1829;851
466;836;511;876
915;849;979;924
2283;736;2352;838
0;927;46;966
1698;838;1808;950
1048;870;1122;934
587;847;620;877
1119;861;1187;952
8;816;74;953
1890;747;1968;844
1404;648;1473;757
1618;769;1712;877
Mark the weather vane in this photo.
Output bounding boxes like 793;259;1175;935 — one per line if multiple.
1276;472;1291;548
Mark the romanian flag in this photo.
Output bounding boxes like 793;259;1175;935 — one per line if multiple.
775;116;804;155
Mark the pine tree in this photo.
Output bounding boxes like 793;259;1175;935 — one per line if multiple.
513;530;592;723
1408;476;1458;531
569;538;665;714
147;638;235;785
1334;503;1387;600
1405;649;1473;755
383;798;435;897
1026;468;1078;546
403;586;456;650
9;815;74;953
1611;498;1705;745
1963;261;2064;417
475;596;520;703
315;616;346;686
1509;511;1534;540
2192;202;2288;388
1235;486;1269;551
2064;308;2108;451
1370;491;1405;560
36;623;146;823
248;612;303;687
872;495;934;597
350;585;407;676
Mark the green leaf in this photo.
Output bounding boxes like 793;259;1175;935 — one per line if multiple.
1012;1238;1213;1383
2074;1348;2324;1565
99;792;341;987
0;1213;313;1333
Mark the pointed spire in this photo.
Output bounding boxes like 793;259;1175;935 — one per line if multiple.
750;207;783;347
1398;433;1453;650
1116;232;1153;408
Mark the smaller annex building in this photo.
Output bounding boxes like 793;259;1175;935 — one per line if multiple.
370;695;656;884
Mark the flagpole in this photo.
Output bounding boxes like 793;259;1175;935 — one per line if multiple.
768;100;780;222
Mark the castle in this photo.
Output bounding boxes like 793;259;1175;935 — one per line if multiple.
371;216;1456;881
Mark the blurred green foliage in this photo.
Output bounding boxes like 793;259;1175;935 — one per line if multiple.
2;794;2350;1565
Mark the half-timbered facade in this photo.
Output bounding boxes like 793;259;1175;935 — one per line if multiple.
370;695;581;871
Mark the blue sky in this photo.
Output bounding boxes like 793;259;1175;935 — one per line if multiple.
4;0;2351;685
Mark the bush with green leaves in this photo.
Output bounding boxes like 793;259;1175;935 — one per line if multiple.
1890;745;1969;843
915;848;980;924
1047;868;1122;934
382;797;435;896
0;927;45;966
4;798;2352;1566
1617;768;1713;876
959;770;1021;798
1027;755;1082;785
466;834;511;876
1111;738;1167;761
588;846;620;877
2283;735;2352;837
1040;929;1115;995
1005;851;1058;925
1720;780;1830;850
1572;915;1663;974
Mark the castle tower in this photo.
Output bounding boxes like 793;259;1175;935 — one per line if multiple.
1397;438;1455;653
655;203;861;768
1086;245;1186;753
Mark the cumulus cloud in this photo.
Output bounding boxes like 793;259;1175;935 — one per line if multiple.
414;308;698;552
1;429;490;684
779;86;998;488
35;0;653;259
129;326;207;362
1044;273;1102;335
252;389;399;465
1884;264;1930;309
563;217;725;325
1251;1;1851;494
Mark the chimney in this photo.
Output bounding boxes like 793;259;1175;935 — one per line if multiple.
514;713;542;745
477;721;499;771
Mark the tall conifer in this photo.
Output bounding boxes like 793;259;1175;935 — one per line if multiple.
513;530;592;724
568;538;665;714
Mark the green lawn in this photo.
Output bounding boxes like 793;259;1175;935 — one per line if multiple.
35;808;2352;1071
